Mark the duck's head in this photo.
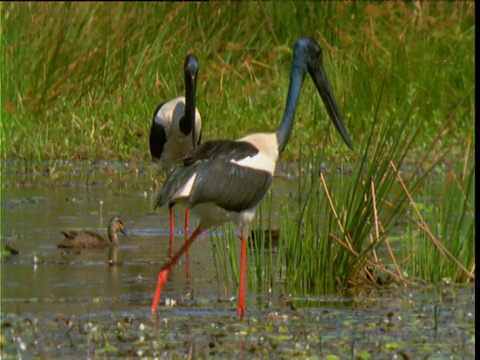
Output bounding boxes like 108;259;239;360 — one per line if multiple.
108;216;132;241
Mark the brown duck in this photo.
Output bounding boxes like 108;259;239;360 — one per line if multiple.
57;216;131;249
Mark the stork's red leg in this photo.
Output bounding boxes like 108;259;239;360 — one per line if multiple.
151;224;203;315
185;209;190;236
169;207;175;257
185;209;190;281
238;235;247;320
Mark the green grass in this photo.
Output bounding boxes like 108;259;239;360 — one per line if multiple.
1;2;475;297
211;72;474;296
2;2;475;166
402;153;475;283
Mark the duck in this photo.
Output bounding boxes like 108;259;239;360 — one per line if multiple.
57;216;131;249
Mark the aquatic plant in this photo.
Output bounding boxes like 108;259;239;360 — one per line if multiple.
212;74;474;297
401;135;475;283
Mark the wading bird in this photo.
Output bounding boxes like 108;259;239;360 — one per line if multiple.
151;37;353;319
149;54;202;249
57;216;131;249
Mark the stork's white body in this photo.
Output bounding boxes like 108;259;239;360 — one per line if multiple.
164;132;279;228
192;203;257;229
151;96;202;171
234;133;279;173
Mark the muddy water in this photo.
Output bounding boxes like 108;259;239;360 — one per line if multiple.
1;164;475;358
2;175;238;315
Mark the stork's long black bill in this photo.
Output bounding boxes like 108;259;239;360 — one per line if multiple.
185;72;197;147
183;54;199;148
310;63;354;151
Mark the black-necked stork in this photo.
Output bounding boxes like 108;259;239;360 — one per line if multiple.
149;54;202;248
151;37;354;319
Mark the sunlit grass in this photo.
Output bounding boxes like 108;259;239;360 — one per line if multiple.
275;78;417;293
2;2;475;165
210;73;474;298
401;147;475;283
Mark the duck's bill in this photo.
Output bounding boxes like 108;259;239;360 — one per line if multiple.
311;63;354;151
121;229;132;241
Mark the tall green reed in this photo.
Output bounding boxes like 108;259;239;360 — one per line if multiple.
210;74;474;298
210;189;280;297
401;148;475;283
281;81;474;293
3;3;475;164
279;76;417;293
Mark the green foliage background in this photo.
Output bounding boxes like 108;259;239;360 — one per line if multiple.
2;2;475;164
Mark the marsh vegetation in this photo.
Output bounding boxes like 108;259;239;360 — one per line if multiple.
2;2;475;358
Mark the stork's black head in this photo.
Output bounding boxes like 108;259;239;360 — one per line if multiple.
296;37;353;151
277;37;353;153
184;54;199;79
294;37;323;61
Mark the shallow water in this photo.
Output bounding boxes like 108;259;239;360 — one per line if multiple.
1;164;475;358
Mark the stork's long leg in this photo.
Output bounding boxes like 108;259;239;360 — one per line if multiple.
238;223;248;320
185;209;190;281
169;207;175;257
151;224;204;315
185;209;190;236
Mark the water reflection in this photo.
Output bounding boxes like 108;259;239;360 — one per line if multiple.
1;163;475;358
2;174;258;315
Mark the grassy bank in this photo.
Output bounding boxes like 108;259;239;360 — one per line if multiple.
213;84;475;294
2;2;475;166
